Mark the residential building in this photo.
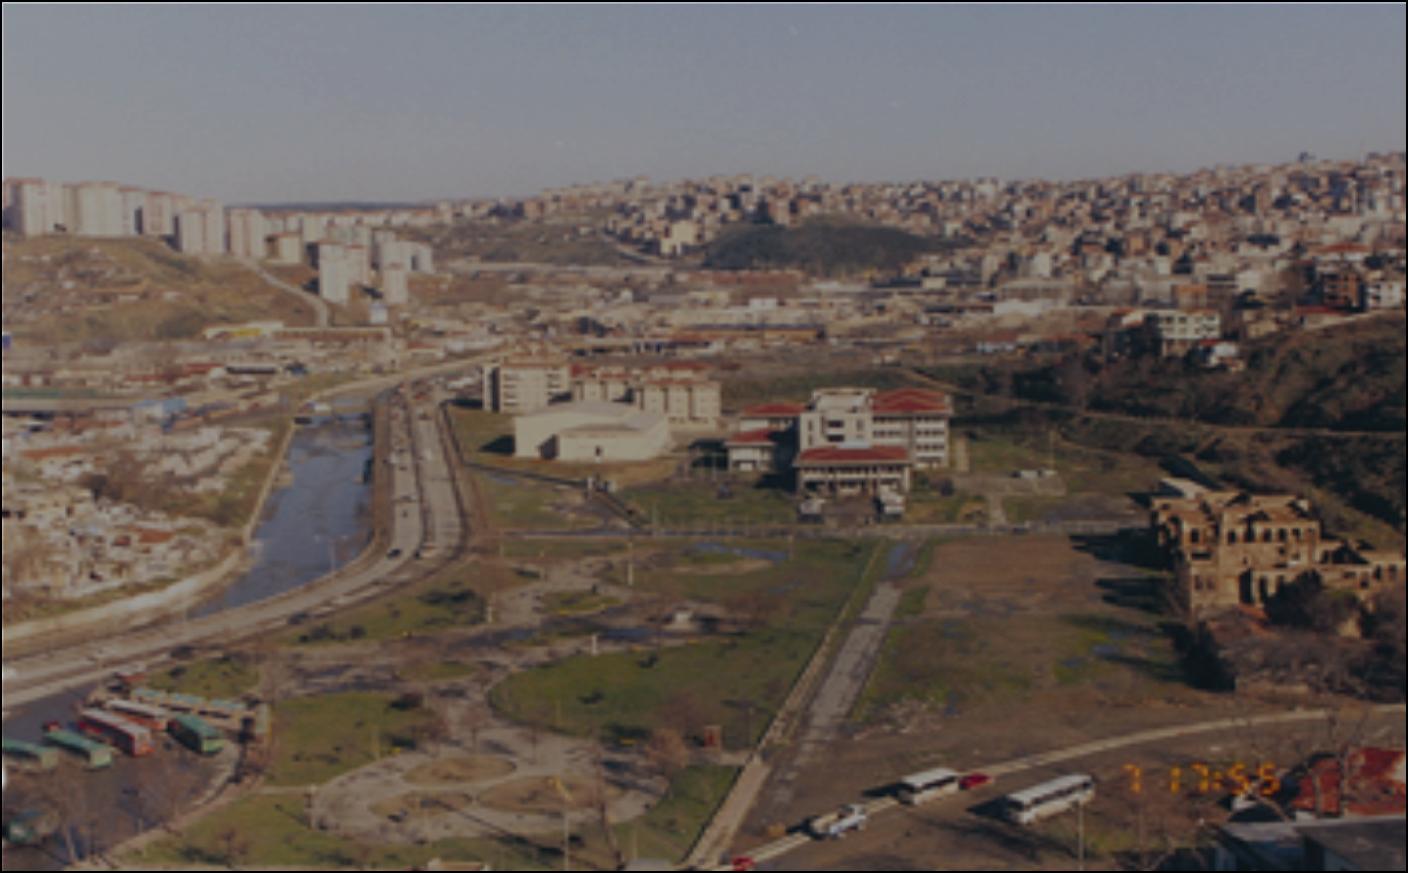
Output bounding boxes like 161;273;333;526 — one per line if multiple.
483;357;572;413
1145;310;1222;357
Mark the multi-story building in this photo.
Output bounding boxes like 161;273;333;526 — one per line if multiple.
1152;486;1406;616
227;208;268;260
1144;310;1222;357
570;363;720;428
726;386;951;493
483;357;572;413
315;242;354;304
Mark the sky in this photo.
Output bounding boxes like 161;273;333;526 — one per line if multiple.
3;4;1405;203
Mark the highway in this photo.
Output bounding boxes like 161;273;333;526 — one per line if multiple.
2;385;469;710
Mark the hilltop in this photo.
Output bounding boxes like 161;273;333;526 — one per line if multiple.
700;217;964;277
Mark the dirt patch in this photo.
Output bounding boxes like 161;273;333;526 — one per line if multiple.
478;775;615;813
404;755;516;785
371;790;475;821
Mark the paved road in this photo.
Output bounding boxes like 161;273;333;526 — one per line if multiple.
714;703;1408;870
2;389;466;710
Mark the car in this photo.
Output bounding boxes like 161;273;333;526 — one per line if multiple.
387;548;403;559
960;772;993;791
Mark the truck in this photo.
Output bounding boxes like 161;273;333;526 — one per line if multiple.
806;803;868;839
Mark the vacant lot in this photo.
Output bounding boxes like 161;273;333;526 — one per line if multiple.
740;532;1284;846
491;539;878;749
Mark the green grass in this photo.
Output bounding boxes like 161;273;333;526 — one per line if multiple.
267;692;443;786
857;606;1181;722
622;479;796;527
1003;495;1074;524
492;540;877;749
543;590;621;616
399;658;485;683
501;538;625;560
146;653;260;699
126;792;548;870
895;586;928;619
615;765;738;864
289;563;494;646
477;473;595;530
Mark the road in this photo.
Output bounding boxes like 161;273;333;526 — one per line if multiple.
713;703;1407;870
2;387;468;710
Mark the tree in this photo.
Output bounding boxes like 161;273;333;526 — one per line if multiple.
644;728;691;797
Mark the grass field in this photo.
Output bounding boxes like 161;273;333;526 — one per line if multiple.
267;691;444;786
492;539;877;749
614;765;738;863
855;535;1186;723
621;478;796;527
145;652;260;699
288;556;521;645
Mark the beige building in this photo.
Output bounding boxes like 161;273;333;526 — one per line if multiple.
484;357;572;413
1152;487;1406;615
316;242;355;304
571;363;720;428
514;401;670;462
228;208;269;260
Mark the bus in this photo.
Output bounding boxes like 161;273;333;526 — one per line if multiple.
78;708;155;757
2;738;59;772
169;713;225;756
103;699;171;732
42;728;114;770
896;766;961;805
1001;774;1095;825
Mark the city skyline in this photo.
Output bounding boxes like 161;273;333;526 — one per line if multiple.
3;4;1407;202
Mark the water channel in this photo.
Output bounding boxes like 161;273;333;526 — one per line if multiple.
1;402;375;868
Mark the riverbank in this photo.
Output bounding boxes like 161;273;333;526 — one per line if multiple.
1;387;384;659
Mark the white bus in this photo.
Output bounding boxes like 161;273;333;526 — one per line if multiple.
1001;774;1095;825
896;766;961;805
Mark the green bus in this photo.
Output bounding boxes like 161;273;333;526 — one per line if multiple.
2;737;59;771
42;728;113;769
169;713;224;756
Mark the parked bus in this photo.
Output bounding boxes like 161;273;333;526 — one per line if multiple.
103;699;171;732
1;738;59;772
1001;774;1095;825
169;713;224;756
78;708;154;757
896;766;961;805
42;728;114;770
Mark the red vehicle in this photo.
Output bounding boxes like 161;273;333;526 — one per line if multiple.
77;708;154;757
960;772;993;791
731;857;756;872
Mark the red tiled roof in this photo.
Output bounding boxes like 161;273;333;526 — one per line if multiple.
797;445;910;464
741;402;804;417
1291;747;1407;817
873;388;952;415
725;428;778;446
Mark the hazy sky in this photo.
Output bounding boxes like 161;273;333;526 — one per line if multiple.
3;4;1405;203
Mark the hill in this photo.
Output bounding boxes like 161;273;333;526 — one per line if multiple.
2;235;318;345
701;217;961;277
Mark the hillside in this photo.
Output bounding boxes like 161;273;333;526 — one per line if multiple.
927;313;1407;536
701;217;961;277
1;235;318;345
1014;313;1406;433
407;216;634;267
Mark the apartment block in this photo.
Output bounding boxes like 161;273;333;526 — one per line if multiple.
227;208;268;260
315;242;355;304
483;357;572;413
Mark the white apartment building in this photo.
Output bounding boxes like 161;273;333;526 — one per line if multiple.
227;208;269;260
381;263;409;305
316;242;355;304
